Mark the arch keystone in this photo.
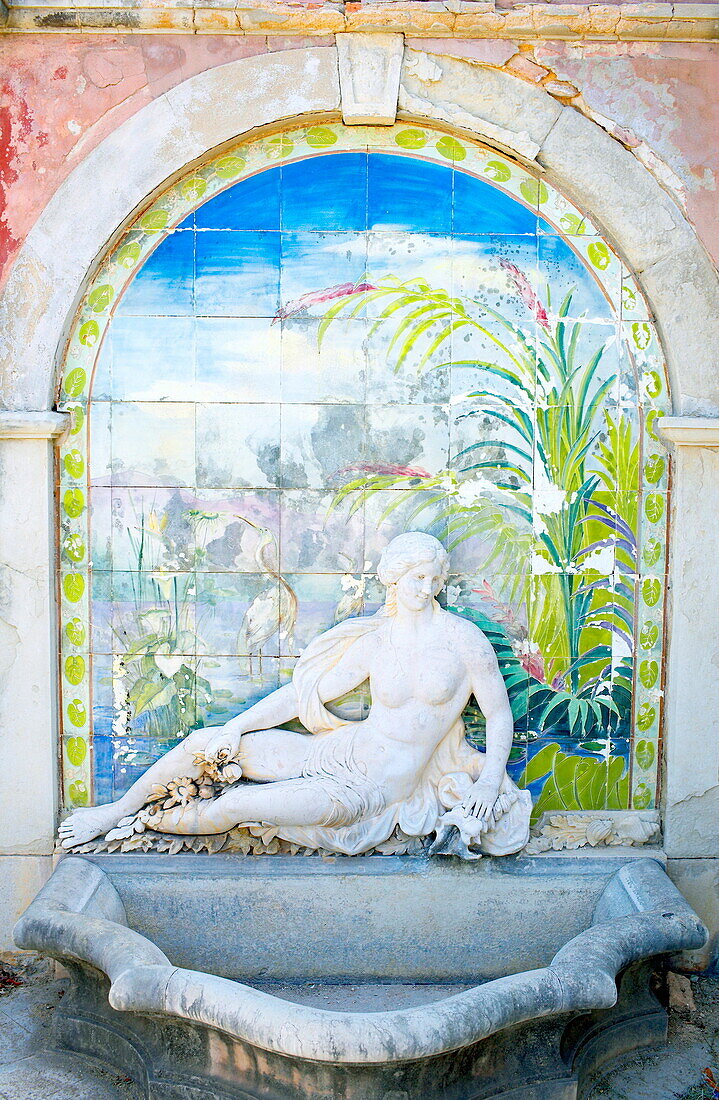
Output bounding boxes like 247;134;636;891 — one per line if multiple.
337;33;404;125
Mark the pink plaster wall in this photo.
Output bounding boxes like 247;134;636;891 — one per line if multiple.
534;42;719;269
0;33;717;291
0;34;329;287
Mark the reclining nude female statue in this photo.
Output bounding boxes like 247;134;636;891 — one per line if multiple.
59;532;532;859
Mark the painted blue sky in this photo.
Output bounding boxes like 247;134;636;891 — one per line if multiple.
96;152;619;411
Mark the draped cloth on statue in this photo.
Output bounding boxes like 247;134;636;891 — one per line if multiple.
256;612;532;857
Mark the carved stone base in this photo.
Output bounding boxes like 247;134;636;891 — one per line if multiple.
53;958;667;1100
526;810;661;854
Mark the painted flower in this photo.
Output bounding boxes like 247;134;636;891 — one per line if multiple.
273;279;377;323
338;462;431;479
500;259;550;330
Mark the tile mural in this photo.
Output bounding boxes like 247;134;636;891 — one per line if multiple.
57;124;671;821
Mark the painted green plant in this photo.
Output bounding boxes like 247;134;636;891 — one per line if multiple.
518;741;629;823
315;264;639;742
454;605;632;744
115;506;212;744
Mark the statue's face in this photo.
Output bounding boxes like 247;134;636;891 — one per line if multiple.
395;560;444;613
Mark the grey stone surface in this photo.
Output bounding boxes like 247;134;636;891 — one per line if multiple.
668;858;719;973
662;442;719;860
584;974;719;1100
13;854;706;1073
86;850;664;982
641;246;719;415
0;1052;137;1100
399;48;562;159
537;106;694;275
338;33;403;124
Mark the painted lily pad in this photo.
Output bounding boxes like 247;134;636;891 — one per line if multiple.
306;126;338;148
635;740;656;771
644;370;663;399
265;135;294;160
587;241;611;271
644;454;665;484
181;177;207;201
632;321;651;350
639;621;659;649
64;655;85;686
140;210;170;233
66;736;87;766
636;702;657;732
485;160;511;182
644;494;665;523
116;242;141;269
642;577;661;607
67;699;87;728
62;573;85;604
64;368;87;398
69;406;84;435
65;617;86;646
436;136;466;162
78;321;99;347
63;450;85;478
520;178;548;205
395;129;426;150
63;488;85;519
633;782;653;809
559;213;586;235
68;780;89;806
646;409;665;440
639;659;658;689
642;538;662;567
88;284;115;313
214;155;246;179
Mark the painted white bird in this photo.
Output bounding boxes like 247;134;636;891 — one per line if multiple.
238;523;298;675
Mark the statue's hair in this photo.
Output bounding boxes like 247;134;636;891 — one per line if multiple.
377;532;449;616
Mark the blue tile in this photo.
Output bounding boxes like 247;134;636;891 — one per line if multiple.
119;230;195;316
453;170;538;236
195;231;280;317
368;153;452;234
281;153;368;232
111;315;195;401
196;167;281;230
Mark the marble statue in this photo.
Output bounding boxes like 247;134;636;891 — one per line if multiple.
59;532;532;859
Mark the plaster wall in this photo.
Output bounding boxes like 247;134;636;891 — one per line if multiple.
0;29;717;958
1;36;718;290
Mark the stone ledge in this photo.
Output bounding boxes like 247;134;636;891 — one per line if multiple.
659;416;719;449
0;411;70;439
2;0;719;37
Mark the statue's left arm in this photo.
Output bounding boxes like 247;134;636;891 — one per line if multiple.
461;631;514;823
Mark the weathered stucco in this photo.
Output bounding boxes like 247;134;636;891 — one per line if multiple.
0;34;332;286
1;32;718;289
0;28;717;958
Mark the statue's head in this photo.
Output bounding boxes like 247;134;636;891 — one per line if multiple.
377;532;449;615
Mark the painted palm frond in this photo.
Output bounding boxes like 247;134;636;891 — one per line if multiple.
309;262;639;742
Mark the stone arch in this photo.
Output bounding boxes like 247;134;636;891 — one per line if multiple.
0;41;718;415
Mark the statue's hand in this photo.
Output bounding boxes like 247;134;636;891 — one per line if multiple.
461;776;501;826
204;725;244;763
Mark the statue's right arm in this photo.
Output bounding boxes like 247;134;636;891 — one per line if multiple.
203;683;300;760
221;682;299;737
204;635;372;759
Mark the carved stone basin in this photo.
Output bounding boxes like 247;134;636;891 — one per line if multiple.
14;852;706;1100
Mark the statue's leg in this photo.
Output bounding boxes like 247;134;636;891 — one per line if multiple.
236;729;314;781
58;727;317;848
58;727;219;847
143;777;337;836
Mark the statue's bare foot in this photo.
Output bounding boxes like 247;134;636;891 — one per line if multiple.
58;803;124;848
